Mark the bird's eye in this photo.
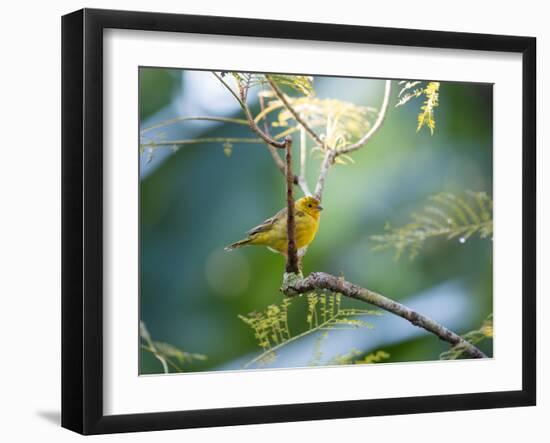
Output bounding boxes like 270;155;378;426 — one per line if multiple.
308;204;312;207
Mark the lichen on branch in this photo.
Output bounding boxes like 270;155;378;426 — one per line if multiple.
282;272;487;359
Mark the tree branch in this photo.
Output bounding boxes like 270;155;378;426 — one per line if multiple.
282;271;488;359
314;149;336;201
140;137;263;148
266;75;325;149
213;72;286;149
140;116;249;134
337;79;392;155
259;94;287;170
259;94;305;192
212;71;247;108
298;128;312;195
313;79;392;200
212;72;311;194
284;136;299;274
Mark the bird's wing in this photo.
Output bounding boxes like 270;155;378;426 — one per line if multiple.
246;207;287;236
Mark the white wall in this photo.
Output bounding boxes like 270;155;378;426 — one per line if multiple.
0;0;545;441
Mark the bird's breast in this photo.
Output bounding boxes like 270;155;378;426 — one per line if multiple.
294;215;319;249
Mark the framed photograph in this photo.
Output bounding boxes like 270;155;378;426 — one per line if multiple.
62;8;536;434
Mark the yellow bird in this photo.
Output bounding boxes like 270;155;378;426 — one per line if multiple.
225;196;323;256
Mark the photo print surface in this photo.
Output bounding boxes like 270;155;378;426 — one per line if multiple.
139;69;493;375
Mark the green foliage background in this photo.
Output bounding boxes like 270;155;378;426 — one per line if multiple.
139;69;493;373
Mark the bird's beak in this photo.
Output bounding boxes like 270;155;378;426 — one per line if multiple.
317;205;324;211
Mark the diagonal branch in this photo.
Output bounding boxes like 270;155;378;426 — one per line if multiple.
266;75;325;149
298;128;312;196
213;71;311;195
314;150;336;201
337;79;392;155
259;93;307;193
259;93;287;172
282;272;487;359
213;72;286;149
140;116;250;134
314;79;392;200
140;137;263;148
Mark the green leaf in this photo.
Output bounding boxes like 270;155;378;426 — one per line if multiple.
354;350;391;364
228;73;314;96
371;191;493;259
396;80;440;135
223;142;233;157
260;93;378;151
440;314;493;360
240;292;381;368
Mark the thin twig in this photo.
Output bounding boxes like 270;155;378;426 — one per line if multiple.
266;75;325;149
259;93;287;172
211;71;247;110
213;72;285;149
212;72;310;192
283;272;488;359
140;345;185;373
314;150;336;201
313;79;392;200
337;79;392;155
240;93;286;148
285;136;299;274
139;323;183;373
244;310;343;369
298;128;312;195
140;116;249;134
140;137;263;148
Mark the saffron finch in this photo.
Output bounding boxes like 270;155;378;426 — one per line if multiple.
225;196;323;256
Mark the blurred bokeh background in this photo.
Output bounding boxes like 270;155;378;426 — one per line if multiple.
139;68;493;374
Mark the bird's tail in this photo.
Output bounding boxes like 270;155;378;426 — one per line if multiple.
224;238;251;251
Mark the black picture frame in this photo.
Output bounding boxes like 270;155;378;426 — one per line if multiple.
62;8;536;435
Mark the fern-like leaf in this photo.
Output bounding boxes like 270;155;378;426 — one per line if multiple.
140;321;207;373
354;350;391;364
308;331;329;366
396;80;440;135
229;72;314;96
327;349;391;365
257;92;377;152
371;191;493;259
326;348;363;365
240;293;382;368
439;314;493;360
267;74;315;96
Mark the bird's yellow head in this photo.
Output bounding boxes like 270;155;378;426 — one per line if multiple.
297;196;323;219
